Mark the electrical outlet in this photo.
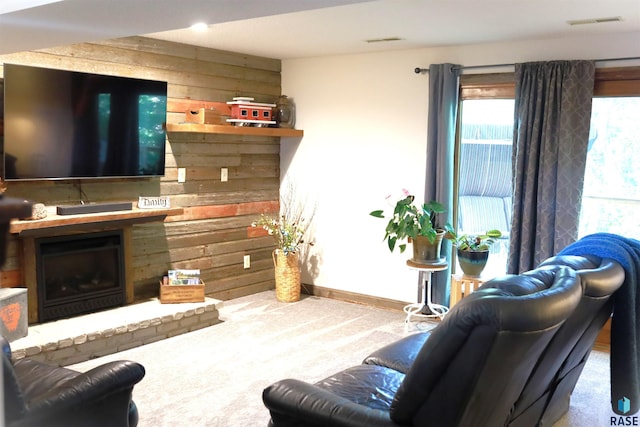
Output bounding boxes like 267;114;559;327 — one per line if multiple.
221;167;228;182
243;254;251;269
177;168;186;183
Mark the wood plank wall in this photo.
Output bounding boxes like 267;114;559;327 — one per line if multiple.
0;36;282;301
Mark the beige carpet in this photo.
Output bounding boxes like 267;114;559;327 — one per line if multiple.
70;291;611;427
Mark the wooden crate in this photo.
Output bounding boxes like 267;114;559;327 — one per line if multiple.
184;108;228;125
159;280;205;304
450;274;489;307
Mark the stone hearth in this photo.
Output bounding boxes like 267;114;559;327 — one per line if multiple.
9;297;223;366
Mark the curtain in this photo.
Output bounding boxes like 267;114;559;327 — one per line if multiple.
508;60;595;273
424;63;460;306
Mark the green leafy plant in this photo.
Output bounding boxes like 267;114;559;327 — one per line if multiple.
444;226;502;251
370;193;448;253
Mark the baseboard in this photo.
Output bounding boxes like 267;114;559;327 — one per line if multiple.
301;283;406;312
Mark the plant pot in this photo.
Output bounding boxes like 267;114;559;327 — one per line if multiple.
457;249;489;277
272;249;301;302
411;231;445;264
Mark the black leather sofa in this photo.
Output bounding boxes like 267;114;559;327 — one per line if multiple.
2;336;145;427
263;263;587;427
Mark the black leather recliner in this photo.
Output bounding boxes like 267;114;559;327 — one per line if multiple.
517;255;624;426
263;265;583;426
363;255;624;427
2;336;145;427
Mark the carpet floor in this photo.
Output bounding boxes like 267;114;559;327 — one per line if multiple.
70;290;611;427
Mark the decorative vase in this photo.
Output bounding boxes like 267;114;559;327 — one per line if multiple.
272;249;301;302
457;249;489;277
274;95;295;129
411;231;445;264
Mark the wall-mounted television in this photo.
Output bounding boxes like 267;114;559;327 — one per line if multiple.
1;63;167;181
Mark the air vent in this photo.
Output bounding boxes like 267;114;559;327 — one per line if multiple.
364;37;404;43
567;16;623;26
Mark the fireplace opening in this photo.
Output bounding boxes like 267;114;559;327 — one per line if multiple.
36;230;126;322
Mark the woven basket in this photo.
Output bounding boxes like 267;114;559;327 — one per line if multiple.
272;249;301;303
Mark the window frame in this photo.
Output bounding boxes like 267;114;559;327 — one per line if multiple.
458;66;640;98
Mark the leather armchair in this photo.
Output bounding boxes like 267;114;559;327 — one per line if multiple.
2;336;145;427
516;255;624;426
363;255;624;427
263;266;582;427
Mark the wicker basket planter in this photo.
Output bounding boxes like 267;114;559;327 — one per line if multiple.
272;249;301;303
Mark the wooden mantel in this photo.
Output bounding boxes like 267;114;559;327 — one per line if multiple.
10;206;184;237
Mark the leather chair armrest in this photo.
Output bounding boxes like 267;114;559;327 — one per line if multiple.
27;360;145;414
263;378;397;427
362;332;431;373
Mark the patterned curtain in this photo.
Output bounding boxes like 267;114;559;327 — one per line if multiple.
425;63;460;305
508;60;595;273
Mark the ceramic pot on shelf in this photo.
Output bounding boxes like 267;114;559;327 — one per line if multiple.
274;95;296;129
410;231;445;264
457;249;489;277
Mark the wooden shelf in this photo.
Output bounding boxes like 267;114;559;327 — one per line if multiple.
166;123;303;137
10;206;184;236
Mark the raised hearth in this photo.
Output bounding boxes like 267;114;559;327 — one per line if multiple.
9;297;223;366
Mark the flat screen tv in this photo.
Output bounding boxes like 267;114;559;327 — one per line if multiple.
2;63;167;181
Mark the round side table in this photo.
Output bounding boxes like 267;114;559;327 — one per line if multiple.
404;259;449;323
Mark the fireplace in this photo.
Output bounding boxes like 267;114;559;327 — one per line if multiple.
35;231;126;322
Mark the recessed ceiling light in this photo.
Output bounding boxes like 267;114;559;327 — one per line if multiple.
190;22;209;32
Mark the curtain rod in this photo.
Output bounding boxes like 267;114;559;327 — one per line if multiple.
413;56;640;74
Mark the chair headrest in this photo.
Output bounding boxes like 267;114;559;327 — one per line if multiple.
456;266;582;332
539;255;625;298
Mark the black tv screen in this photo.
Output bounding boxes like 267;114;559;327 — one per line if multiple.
2;64;167;181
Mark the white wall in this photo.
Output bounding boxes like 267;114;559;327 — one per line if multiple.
281;31;640;304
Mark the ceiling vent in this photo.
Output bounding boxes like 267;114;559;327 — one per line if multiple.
364;37;404;43
567;16;623;26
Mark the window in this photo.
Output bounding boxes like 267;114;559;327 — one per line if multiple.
454;66;640;277
455;74;515;276
457;99;514;276
578;68;640;237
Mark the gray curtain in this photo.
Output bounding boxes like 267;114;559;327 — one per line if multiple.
425;63;460;306
508;60;595;273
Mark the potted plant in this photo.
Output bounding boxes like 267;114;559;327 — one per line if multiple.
252;183;315;303
252;212;309;303
444;226;502;276
370;192;449;263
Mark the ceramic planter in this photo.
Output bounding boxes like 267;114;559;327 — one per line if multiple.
457;248;489;277
411;231;445;264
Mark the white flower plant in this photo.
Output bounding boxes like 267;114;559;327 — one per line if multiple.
251;181;315;255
